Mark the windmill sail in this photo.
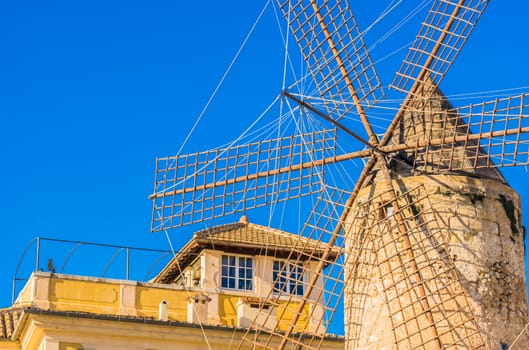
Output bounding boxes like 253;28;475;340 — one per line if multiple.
150;129;336;231
387;87;529;174
392;0;489;94
428;93;529;170
277;0;384;121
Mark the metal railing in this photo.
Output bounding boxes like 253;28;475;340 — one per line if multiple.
12;237;173;303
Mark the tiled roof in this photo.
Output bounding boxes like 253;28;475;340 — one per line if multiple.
194;222;326;250
152;217;342;284
0;308;22;339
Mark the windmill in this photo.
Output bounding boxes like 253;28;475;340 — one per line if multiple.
149;1;529;349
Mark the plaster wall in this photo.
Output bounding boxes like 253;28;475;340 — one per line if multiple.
16;314;344;350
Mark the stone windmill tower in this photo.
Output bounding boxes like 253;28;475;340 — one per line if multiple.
149;0;529;349
345;79;528;349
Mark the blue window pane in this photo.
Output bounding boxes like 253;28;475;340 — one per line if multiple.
296;284;303;295
273;260;304;295
220;255;253;291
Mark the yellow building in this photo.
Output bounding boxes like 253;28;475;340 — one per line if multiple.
0;217;343;349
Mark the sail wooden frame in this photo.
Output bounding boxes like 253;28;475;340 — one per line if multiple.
150;129;336;231
398;93;529;173
392;0;489;94
277;0;384;121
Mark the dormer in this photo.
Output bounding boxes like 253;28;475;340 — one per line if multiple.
152;216;341;332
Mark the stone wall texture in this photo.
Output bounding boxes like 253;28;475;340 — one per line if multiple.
344;174;528;349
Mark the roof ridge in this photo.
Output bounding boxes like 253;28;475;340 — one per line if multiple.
195;222;245;238
245;222;326;247
246;222;298;238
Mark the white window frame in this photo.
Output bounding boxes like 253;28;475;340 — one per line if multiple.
272;260;305;296
220;254;253;291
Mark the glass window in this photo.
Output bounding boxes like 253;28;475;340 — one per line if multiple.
221;255;253;291
273;260;304;296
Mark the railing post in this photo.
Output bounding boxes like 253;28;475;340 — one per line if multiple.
35;237;41;272
126;248;130;280
12;278;16;304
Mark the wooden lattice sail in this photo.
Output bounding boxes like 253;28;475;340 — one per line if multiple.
150;129;336;230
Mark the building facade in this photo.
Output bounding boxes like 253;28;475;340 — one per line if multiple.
0;217;343;349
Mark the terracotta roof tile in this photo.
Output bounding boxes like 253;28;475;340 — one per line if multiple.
194;222;324;250
0;308;22;339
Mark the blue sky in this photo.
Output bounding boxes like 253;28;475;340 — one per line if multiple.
1;0;528;330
